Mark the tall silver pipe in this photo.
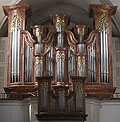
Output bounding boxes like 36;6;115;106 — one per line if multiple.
60;58;62;81
88;51;90;81
93;44;96;81
11;30;15;83
49;51;51;76
51;45;53;75
29;49;33;82
103;23;106;83
105;32;109;83
62;60;64;81
57;57;59;81
100;32;103;82
50;48;51;75
26;45;29;82
83;56;85;76
73;54;75;76
14;19;18;82
89;49;91;81
91;46;94;81
17;29;20;82
50;49;52;76
92;45;94;81
68;46;70;78
79;35;83;44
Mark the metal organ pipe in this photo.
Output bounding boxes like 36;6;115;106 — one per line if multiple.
100;22;109;83
100;30;103;82
93;43;96;81
14;19;17;82
56;24;65;82
105;30;109;83
11;15;21;83
11;28;15;82
17;29;20;82
103;23;106;82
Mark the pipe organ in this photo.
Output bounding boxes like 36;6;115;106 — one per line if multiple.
2;4;117;119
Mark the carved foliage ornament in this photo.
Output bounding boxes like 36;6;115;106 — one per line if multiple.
99;13;108;33
40;82;48;92
56;19;64;28
58;91;65;96
35;58;43;68
56;51;65;62
12;14;21;31
68;40;76;54
78;56;85;71
78;28;84;36
75;82;83;95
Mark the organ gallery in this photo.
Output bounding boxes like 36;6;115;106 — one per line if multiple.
2;3;117;121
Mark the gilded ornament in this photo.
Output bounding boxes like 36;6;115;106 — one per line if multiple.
78;29;84;36
40;82;48;92
78;57;85;71
75;82;83;95
58;91;65;96
36;30;43;37
68;96;73;104
35;59;43;68
50;96;56;103
68;40;76;54
45;40;53;54
12;14;21;31
56;51;65;62
99;13;108;32
56;19;64;28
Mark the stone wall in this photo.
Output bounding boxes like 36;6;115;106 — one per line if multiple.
112;37;120;93
0;37;8;94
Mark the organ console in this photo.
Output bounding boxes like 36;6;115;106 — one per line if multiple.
2;3;117;121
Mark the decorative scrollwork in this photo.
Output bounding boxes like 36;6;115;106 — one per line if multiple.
45;40;53;54
57;19;64;28
75;82;83;95
68;96;73;104
25;37;33;50
12;14;21;31
50;96;56;103
56;51;65;62
87;37;96;51
99;13;108;32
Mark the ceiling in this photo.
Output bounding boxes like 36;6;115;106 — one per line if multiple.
0;0;120;36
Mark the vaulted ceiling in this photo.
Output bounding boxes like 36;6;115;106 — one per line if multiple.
0;0;120;36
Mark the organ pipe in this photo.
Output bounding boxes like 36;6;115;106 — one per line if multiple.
100;21;109;83
11;14;21;83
